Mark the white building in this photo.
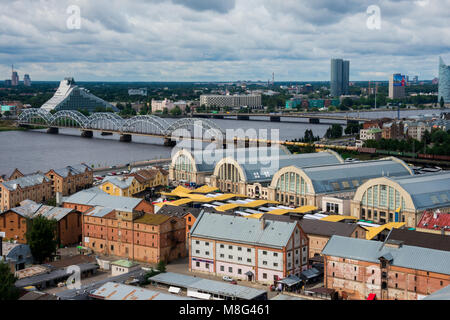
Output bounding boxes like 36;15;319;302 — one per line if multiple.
200;94;262;109
151;99;186;113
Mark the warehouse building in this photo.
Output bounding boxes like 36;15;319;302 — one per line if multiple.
351;172;450;228
268;157;413;211
211;150;344;198
169;146;290;185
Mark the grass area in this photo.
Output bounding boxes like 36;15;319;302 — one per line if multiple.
0;120;46;131
0;120;26;131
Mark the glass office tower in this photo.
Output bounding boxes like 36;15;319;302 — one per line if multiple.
331;58;350;97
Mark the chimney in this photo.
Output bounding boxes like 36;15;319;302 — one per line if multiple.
56;192;62;206
261;217;266;230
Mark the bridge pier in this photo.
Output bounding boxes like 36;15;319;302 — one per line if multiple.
164;137;176;147
120;134;132;142
270;116;280;122
81;130;93;138
237;115;250;121
309;118;320;124
47;127;59;134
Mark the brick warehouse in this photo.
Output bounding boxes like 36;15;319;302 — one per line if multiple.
82;207;186;264
322;235;450;300
0;200;81;246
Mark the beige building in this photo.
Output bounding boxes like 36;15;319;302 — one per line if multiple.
351;172;450;228
359;128;382;141
200;94;262;109
406;122;432;141
151;99;186;113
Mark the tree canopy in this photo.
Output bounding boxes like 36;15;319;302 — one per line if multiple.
0;261;20;300
26;216;58;264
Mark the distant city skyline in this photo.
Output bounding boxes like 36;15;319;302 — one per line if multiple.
1;1;449;82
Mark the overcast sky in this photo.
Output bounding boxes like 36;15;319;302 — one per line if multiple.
1;0;449;82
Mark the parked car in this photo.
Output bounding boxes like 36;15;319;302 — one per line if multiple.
222;276;234;282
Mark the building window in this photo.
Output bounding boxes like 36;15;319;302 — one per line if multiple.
263;273;267;279
263;261;267;265
274;263;278;267
228;267;232;273
247;258;252;263
205;263;209;269
220;244;224;248
220;266;224;272
228;255;233;259
238;269;242;275
205;242;209;246
196;241;199;245
237;247;242;251
196;250;200;254
262;251;267;255
205;251;209;255
196;262;200;267
228;245;232;249
247;248;251;253
273;252;278;257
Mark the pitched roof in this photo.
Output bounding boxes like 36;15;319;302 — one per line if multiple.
299;219;359;238
6;200;74;221
62;190;143;212
386;228;450;252
190;211;298;249
322;235;450;275
1;173;50;191
50;163;92;178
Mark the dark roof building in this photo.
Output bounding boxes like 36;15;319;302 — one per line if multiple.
385;228;450;252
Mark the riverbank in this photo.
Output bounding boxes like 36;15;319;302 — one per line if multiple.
0;120;27;131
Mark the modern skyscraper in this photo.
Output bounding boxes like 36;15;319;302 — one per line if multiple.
330;58;350;97
389;73;406;99
11;65;19;86
23;74;31;86
438;57;450;104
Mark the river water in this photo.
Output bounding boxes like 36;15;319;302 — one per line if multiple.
1;108;448;174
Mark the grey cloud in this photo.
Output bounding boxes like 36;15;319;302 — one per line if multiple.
172;0;236;13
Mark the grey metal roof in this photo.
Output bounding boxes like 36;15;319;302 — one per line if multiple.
52;164;91;178
389;172;450;211
271;294;306;300
190;211;297;249
149;272;266;300
62;189;143;212
8;200;74;221
1;173;50;191
241;151;343;183
187;146;291;172
322;235;450;275
423;285;450;300
101;176;135;189
84;206;115;218
91;282;195;300
301;158;412;194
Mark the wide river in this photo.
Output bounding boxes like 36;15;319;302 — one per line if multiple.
0;108;448;174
